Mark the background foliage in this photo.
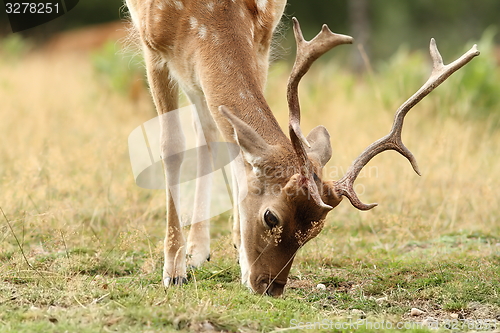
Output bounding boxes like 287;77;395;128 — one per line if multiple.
1;0;499;60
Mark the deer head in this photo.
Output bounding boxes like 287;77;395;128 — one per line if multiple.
221;18;479;297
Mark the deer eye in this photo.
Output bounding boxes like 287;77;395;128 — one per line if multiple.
263;209;280;229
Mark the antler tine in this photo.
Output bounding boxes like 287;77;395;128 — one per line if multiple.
334;39;480;211
288;17;353;151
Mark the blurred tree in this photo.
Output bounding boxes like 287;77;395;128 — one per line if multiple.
348;0;370;72
284;0;349;38
287;0;499;62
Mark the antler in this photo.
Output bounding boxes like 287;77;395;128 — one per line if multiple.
334;39;480;210
287;17;353;209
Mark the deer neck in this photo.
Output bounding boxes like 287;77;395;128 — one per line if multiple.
191;45;277;139
200;64;290;148
169;12;290;150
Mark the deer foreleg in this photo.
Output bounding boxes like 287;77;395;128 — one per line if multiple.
142;48;187;286
186;93;216;268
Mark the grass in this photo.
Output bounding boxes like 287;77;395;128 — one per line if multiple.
0;34;499;332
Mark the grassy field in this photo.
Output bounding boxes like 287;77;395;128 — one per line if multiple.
0;34;499;332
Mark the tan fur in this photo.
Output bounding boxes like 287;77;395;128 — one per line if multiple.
126;0;342;296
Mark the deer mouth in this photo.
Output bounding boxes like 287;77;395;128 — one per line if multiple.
253;274;287;297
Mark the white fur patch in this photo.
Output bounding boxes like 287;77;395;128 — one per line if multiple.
256;0;268;12
172;0;184;10
256;108;267;122
189;16;198;30
198;25;207;39
239;90;255;101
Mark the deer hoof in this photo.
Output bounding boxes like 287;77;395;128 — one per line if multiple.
163;276;187;287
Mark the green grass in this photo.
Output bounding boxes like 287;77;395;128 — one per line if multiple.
1;224;498;332
0;33;499;332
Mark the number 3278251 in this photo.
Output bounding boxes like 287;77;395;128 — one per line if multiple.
5;2;60;14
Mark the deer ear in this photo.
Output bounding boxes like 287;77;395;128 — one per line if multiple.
306;125;332;168
219;106;272;168
245;0;287;30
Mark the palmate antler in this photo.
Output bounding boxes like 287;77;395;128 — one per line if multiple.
287;17;353;209
334;39;480;210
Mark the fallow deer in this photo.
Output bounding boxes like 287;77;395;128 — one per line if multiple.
125;0;479;297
